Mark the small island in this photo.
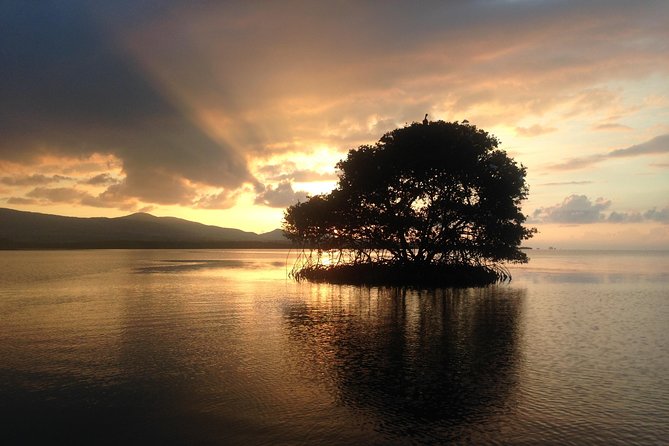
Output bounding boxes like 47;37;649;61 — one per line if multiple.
283;119;536;287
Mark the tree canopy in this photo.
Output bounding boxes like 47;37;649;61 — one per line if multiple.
283;119;536;285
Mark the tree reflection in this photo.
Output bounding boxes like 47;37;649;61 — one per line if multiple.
282;286;525;439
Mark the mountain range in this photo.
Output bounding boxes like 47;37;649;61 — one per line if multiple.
0;208;290;249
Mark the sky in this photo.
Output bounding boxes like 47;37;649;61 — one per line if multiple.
1;0;668;249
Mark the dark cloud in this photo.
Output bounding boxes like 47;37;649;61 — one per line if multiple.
0;1;254;206
644;207;669;223
0;174;70;186
605;208;669;224
81;184;140;211
6;197;37;205
608;134;669;158
26;187;89;203
22;186;139;211
607;211;644;223
62;158;121;175
94;0;669;152
548;133;669;170
255;181;309;208
83;173;119;186
532;194;610;223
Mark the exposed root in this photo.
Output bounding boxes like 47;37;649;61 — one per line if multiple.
291;260;510;287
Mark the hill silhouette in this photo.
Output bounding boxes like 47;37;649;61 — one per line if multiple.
0;208;289;249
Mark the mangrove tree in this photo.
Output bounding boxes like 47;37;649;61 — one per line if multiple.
283;119;536;286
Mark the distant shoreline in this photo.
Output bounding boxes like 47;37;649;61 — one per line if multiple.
0;207;291;250
0;241;292;250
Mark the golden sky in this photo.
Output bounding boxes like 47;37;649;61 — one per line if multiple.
1;1;668;248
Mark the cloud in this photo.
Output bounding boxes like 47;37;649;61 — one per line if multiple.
80;184;141;211
547;155;603;171
22;186;140;211
0;174;70;186
26;187;89;203
257;163;337;182
0;1;254;206
540;181;593;186
255;181;309;208
644;207;669;223
6;197;38;205
533;195;669;225
607;211;644;223
592;123;632;131
548;133;669;170
606;208;669;224
515;124;557;137
82;173;119;186
100;0;669;146
608;133;669;158
533;194;610;223
194;190;241;210
291;171;338;182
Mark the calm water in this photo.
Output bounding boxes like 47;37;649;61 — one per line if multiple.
1;249;667;445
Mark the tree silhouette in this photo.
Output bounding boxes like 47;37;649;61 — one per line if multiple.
283;119;535;285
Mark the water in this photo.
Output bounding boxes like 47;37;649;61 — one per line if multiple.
0;249;667;445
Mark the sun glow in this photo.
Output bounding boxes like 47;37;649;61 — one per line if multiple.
294;181;337;197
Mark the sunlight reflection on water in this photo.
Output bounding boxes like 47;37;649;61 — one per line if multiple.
0;249;667;445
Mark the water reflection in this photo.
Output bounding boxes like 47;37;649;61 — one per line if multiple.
282;285;525;440
4;250;665;444
133;258;285;274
